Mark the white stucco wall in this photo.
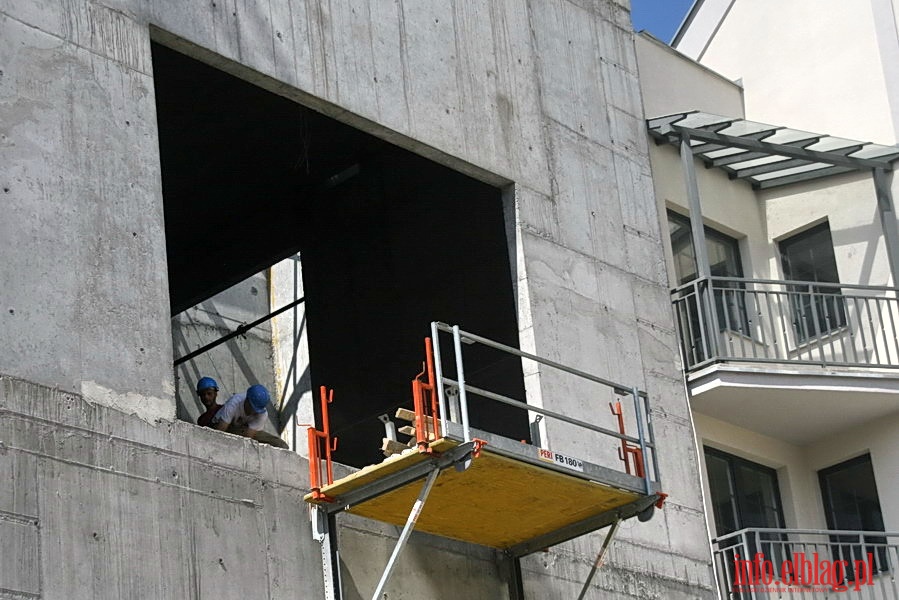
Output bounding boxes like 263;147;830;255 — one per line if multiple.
694;412;822;537
762;172;893;287
635;32;744;120
695;411;899;537
676;0;899;145
805;411;899;532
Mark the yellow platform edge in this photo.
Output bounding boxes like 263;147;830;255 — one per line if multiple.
305;439;643;550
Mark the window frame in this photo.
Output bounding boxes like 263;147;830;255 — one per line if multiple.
818;453;888;576
778;222;847;342
704;446;787;537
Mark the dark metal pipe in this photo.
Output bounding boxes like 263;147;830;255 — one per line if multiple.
173;296;306;366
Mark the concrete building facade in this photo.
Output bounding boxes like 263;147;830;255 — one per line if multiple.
1;1;716;598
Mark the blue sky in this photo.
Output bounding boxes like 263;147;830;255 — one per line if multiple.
629;0;696;44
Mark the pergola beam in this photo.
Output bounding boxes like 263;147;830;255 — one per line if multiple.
753;165;856;189
674;126;895;170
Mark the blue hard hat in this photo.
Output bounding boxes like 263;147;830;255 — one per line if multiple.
246;384;270;413
196;376;218;393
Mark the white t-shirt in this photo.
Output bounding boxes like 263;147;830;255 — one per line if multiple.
212;392;266;431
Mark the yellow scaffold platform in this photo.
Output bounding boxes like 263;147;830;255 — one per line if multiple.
304;437;644;551
304;322;666;600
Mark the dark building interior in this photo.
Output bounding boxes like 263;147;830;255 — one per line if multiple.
152;42;529;465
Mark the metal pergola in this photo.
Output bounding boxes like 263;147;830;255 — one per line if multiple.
647;111;899;285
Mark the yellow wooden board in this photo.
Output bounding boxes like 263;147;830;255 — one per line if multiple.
305;439;640;550
304;438;458;502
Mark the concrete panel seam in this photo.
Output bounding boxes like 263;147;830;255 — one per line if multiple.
623;223;661;244
6;443;271;509
0;587;40;600
518;562;716;598
0;510;38;527
0;9;152;77
635;316;676;336
546;115;618;153
644;369;684;385
648;410;692;429
337;520;498;561
597;259;671;291
0;408;305;492
522;0;560;197
521;231;611;267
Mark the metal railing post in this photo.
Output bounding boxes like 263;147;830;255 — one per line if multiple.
632;387;652;495
643;394;660;483
451;325;471;442
704;278;722;360
430;322;448;432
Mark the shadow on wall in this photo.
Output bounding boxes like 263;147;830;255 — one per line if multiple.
277;339;311;432
172;271;281;434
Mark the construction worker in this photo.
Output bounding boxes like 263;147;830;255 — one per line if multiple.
195;376;220;428
213;384;289;449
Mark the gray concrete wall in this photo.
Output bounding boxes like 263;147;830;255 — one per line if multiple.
270;254;313;454
0;2;174;421
0;376;512;600
1;0;716;597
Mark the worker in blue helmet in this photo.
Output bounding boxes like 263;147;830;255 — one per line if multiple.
195;376;221;428
213;384;288;449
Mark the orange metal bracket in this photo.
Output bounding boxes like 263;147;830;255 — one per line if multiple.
411;337;441;452
308;385;338;501
609;401;645;479
471;438;487;459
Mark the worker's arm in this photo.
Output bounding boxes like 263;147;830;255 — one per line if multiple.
244;428;259;439
212;395;239;432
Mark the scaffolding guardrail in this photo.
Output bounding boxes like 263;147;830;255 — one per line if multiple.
429;321;660;495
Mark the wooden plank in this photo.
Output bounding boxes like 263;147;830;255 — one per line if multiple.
303;438;458;502
382;438;409;457
394;408;435;427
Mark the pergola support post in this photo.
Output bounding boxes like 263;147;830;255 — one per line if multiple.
680;135;720;359
680;134;712;279
874;168;899;287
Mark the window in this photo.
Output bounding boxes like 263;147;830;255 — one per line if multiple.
668;211;744;285
779;223;846;342
705;447;786;536
668;213;749;367
819;454;887;574
706;447;788;592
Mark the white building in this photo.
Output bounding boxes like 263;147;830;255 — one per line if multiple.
637;2;899;596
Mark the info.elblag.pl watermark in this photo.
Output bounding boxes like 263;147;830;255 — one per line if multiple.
732;551;877;593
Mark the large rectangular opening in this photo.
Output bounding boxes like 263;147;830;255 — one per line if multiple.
152;41;528;465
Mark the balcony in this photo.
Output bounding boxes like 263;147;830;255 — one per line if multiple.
672;277;899;372
713;528;899;599
671;278;899;441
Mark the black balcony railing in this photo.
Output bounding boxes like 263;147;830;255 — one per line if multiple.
713;528;899;599
671;277;899;372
